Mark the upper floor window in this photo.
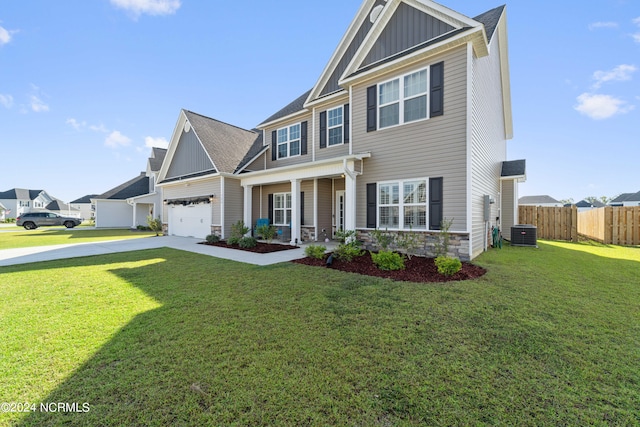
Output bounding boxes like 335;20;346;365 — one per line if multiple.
277;123;301;159
379;69;428;129
19;201;30;207
327;106;343;146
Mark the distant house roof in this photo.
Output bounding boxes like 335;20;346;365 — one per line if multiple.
94;173;149;200
45;199;79;212
71;194;98;204
610;191;640;203
149;147;168;172
0;188;45;200
501;159;526;178
519;195;562;205
576;199;605;208
184;110;261;174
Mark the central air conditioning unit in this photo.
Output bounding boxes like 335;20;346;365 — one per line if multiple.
511;225;537;247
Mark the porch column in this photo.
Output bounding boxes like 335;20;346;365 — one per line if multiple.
132;202;137;228
344;163;357;232
290;179;301;245
243;185;253;236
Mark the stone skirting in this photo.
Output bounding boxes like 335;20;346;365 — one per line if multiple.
210;226;222;237
301;226;315;242
356;229;470;261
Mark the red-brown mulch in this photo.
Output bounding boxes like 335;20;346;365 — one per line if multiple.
292;253;486;283
200;240;298;253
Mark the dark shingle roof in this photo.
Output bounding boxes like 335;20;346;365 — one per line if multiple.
45;199;79;212
95;173;150;200
235;129;266;173
184;110;261;174
519;195;562;205
576;199;605;208
501;159;526;177
610;191;640;203
473;5;505;42
0;189;45;200
258;89;312;126
149;148;167;172
71;194;98;204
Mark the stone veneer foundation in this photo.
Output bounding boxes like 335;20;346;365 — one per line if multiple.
356;230;470;261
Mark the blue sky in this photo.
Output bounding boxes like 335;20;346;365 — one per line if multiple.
1;0;638;204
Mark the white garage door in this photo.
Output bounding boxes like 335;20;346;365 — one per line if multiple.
168;204;212;239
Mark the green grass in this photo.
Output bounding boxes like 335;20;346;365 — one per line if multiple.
0;241;639;426
0;228;157;250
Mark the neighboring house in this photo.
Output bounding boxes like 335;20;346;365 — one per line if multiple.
44;198;82;218
157;0;524;260
0;188;57;219
519;195;563;207
70;195;98;221
609;191;640;207
92;173;150;228
575;199;605;213
0;201;7;221
126;147;168;228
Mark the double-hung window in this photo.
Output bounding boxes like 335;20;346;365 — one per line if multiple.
273;193;292;225
378;179;427;230
327;106;343;146
378;68;428;129
277;123;301;159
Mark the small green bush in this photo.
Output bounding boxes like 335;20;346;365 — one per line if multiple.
227;236;240;245
206;234;220;243
304;245;326;259
238;236;257;249
230;220;250;240
333;244;363;262
371;250;405;271
146;215;163;236
435;256;462;277
256;224;278;243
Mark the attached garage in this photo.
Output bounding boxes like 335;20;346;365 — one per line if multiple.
168;203;212;239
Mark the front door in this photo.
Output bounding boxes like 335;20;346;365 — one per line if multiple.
336;190;345;234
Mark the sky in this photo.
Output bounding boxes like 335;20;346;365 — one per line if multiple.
0;0;638;204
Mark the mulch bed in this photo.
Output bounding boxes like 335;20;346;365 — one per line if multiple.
292;253;486;283
200;240;298;254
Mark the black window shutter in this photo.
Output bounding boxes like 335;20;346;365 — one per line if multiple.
271;131;277;161
319;111;327;149
268;194;274;224
429;177;443;230
300;192;305;226
430;62;444;118
366;183;377;228
301;121;308;155
366;85;377;132
343;104;350;144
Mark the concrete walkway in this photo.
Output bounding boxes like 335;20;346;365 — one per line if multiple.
0;236;328;267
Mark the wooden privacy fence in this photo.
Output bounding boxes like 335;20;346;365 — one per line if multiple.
518;206;578;242
578;207;640;246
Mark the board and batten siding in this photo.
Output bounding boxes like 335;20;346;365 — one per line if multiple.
470;33;508;258
161;177;221;225
223;178;244;238
264;113;313;170
351;46;469;232
165;126;215;180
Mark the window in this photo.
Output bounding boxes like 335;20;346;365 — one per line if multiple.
19;201;30;207
273;193;292;225
276;124;301;159
327;106;343;146
378;68;429;129
378;179;427;230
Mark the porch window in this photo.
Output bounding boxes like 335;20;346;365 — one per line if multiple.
378;179;427;230
277;123;301;159
327;106;343;146
273;193;292;225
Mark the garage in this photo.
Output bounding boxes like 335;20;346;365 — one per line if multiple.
168;203;212;239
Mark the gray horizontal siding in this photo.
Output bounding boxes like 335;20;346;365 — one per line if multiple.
314;99;351;162
223;178;243;237
264;114;313;170
352;47;469;232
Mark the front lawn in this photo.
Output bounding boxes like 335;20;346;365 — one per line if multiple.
0;241;638;425
0;228;157;250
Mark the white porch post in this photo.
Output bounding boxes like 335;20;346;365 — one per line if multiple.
243;185;253;236
132;202;137;228
344;161;357;232
290;179;301;245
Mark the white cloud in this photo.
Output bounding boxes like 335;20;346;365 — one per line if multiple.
144;136;169;149
575;93;634;120
110;0;181;18
634;17;640;25
105;130;132;148
66;118;86;130
588;21;618;30
0;94;13;108
633;17;640;43
592;64;637;89
89;124;108;133
30;95;49;112
0;25;13;45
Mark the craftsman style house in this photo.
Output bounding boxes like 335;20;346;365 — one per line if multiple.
157;0;525;260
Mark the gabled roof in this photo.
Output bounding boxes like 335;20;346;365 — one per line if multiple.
45;199;79;212
71;194;98;204
149;147;168;172
184;110;260;174
235;130;266;174
610;191;640;203
576;199;605;208
473;5;505;42
94;173;149;200
0;189;45;200
259;89;312;127
519;195;562;205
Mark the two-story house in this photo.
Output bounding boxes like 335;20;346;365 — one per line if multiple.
157;0;525;260
0;189;56;219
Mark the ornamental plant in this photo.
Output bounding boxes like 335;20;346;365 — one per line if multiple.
304;245;327;260
434;256;462;277
256;224;278;243
333;230;363;262
238;236;257;249
205;234;220;243
371;250;405;271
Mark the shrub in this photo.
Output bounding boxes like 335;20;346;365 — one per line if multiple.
433;218;454;257
256;224;278;243
230;220;250;241
146;215;163;236
304;245;326;259
238;236;257;249
435;256;462;277
371;250;405;271
227;236;240;246
371;228;396;250
397;227;422;260
206;234;220;243
333;229;363;262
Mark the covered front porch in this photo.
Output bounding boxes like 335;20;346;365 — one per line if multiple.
239;154;370;245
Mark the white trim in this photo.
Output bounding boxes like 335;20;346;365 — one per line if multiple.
376;178;429;231
327;105;344;147
349;86;353;155
276;122;303;159
313;178;318;241
220;176;226;239
312;107;316;162
258;109;309;130
466;41;474;250
376;66;430;130
235;146;269;175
